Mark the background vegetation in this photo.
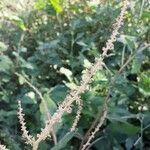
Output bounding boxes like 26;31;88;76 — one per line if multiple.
0;0;150;149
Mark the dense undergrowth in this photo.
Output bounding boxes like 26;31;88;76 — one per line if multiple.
0;0;150;149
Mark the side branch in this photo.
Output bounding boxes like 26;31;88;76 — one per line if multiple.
15;73;57;144
80;43;149;150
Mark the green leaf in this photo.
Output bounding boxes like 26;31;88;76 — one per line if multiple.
0;42;8;52
36;41;62;65
118;35;136;52
13;52;34;70
125;37;135;52
50;85;68;103
40;93;57;121
131;58;141;74
114;75;135;96
51;132;75;150
39;93;63;132
34;0;47;10
142;11;150;19
76;41;87;47
138;73;150;96
9;16;26;31
108;107;132;122
108;122;140;136
40;93;62;133
131;52;144;74
0;55;13;72
49;0;62;13
22;91;37;104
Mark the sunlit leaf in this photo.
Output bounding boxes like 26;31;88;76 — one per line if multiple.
49;0;62;13
142;11;150;19
34;0;47;10
9;16;26;31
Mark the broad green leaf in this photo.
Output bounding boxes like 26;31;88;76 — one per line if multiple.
131;52;144;74
118;35;136;53
131;58;141;74
114;75;135;96
142;11;150;19
108;107;132;122
50;85;68;103
76;41;87;47
108;122;140;136
138;73;150;96
13;52;34;69
49;0;62;13
51;132;75;150
40;93;57;120
0;55;13;72
125;37;135;53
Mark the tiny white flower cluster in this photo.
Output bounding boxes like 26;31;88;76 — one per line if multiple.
101;0;129;58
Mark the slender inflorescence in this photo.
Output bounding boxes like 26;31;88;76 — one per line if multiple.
16;73;57;145
81;1;129;149
70;99;83;132
0;144;9;150
17;100;34;145
34;0;129;145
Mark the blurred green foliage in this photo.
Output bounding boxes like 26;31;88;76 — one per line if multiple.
0;0;150;149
